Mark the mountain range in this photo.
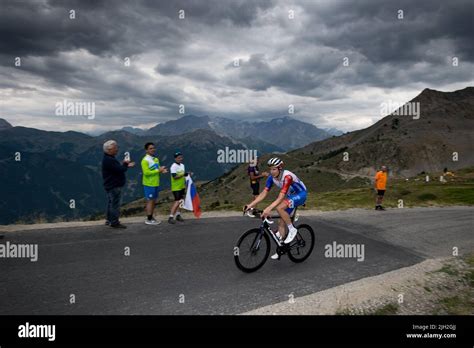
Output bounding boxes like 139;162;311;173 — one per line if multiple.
291;87;474;177
122;115;334;151
196;86;474;209
0;116;332;224
0;118;13;130
1;87;472;224
0;127;253;224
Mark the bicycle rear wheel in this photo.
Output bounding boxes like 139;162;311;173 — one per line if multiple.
234;228;270;273
287;224;315;263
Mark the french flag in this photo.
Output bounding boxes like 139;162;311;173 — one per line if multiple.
183;176;201;218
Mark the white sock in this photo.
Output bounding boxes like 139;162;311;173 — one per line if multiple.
175;211;181;216
169;214;174;218
287;224;296;231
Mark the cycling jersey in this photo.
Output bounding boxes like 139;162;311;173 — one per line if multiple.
264;170;307;196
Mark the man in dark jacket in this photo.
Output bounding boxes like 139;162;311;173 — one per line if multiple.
102;140;135;228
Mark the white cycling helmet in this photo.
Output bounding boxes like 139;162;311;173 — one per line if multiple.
267;157;283;168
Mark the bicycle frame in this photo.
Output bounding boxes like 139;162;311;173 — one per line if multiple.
236;206;313;271
250;207;299;252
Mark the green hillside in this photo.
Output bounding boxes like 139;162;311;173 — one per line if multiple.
120;159;474;218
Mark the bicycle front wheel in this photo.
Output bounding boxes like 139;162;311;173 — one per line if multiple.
234;228;270;273
287;224;315;263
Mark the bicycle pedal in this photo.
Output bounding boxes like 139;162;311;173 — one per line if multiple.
277;245;289;255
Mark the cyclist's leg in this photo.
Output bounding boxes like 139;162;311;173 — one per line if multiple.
277;214;287;239
271;203;292;260
281;191;307;227
276;201;292;239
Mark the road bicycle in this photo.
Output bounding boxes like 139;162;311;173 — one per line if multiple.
234;206;315;273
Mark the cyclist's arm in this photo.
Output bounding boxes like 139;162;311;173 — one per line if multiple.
248;189;268;208
265;192;286;211
248;176;274;208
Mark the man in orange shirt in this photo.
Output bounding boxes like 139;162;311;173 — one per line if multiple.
374;166;388;211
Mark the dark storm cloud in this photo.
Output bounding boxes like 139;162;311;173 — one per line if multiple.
299;0;474;63
226;49;346;95
0;0;274;59
225;0;474;97
0;0;473;132
155;62;217;82
0;0;185;61
0;0;273;109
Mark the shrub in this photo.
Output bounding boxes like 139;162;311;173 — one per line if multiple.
418;193;437;201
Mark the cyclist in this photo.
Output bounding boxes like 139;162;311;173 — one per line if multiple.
245;157;307;259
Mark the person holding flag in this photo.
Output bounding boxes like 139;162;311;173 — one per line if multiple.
168;151;192;224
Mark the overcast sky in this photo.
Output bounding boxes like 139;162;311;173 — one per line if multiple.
1;0;473;133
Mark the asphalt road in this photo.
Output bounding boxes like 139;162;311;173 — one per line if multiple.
1;207;472;314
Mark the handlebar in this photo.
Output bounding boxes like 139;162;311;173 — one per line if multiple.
263;217;274;224
243;207;259;218
244;207;275;224
244;205;299;225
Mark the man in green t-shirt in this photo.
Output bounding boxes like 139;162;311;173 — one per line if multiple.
141;142;168;225
168;151;192;224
